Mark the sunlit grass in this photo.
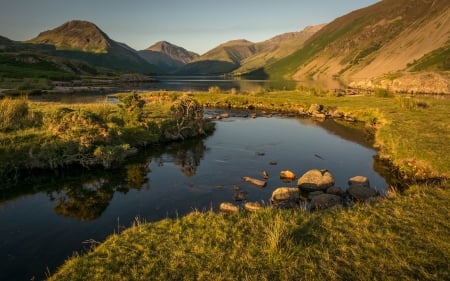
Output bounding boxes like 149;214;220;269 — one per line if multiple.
48;184;450;281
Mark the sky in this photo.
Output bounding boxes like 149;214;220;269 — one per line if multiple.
0;0;380;55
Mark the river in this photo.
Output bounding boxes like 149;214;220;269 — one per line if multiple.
0;110;388;281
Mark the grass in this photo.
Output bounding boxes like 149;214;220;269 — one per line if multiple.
43;89;450;281
48;185;450;281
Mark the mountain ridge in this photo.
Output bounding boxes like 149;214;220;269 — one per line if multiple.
138;41;199;73
26;20;160;74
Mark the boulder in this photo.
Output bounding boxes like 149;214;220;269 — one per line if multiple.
348;176;370;188
219;202;239;213
244;202;264;212
307;191;324;200
347;186;378;202
270;187;300;202
297;169;335;191
310;194;342;210
280;170;296;181
326;186;345;196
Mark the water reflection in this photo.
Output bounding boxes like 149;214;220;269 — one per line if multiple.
46;140;205;220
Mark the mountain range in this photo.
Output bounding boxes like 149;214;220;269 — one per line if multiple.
1;0;449;93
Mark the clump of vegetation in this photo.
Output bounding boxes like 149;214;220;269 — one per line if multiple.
118;92;146;125
395;96;429;110
374;88;394;98
164;94;206;140
208;85;221;94
0;97;40;131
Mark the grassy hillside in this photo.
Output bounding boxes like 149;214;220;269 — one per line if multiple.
265;0;450;88
176;40;256;75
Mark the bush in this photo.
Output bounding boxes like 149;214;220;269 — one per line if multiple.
164;95;205;140
118;93;146;125
0;97;33;131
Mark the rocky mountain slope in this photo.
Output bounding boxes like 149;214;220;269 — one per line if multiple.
265;0;450;93
27;20;160;74
138;41;199;73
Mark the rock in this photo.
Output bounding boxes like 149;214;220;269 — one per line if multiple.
312;112;327;120
262;170;269;179
219;202;239;213
242;176;266;188
329;109;344;119
270;187;300;202
280;170;296;181
326;186;345;196
269;161;278;165
308;104;323;114
232;185;241;191
307;191;324;200
310;194;342;210
347;186;378;202
348;176;370;188
244;202;264;212
220;113;230;118
233;191;247;201
297;169;335;191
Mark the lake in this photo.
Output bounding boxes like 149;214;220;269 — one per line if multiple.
0;112;388;281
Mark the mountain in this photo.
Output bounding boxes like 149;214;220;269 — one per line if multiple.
234;24;326;75
176;25;323;76
27;20;160;74
176;39;257;75
138;41;199;73
0;35;102;80
265;0;450;91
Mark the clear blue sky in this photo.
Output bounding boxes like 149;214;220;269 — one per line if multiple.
0;0;379;55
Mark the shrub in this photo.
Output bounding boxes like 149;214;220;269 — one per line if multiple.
0;97;32;131
118;93;146;125
208;86;221;94
164;95;205;140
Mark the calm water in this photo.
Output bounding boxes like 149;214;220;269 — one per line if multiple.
0;114;388;281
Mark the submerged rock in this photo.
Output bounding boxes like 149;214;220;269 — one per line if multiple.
297;169;335;191
242;176;266;187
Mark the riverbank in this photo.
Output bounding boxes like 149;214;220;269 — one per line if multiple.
38;89;449;280
0;93;211;178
